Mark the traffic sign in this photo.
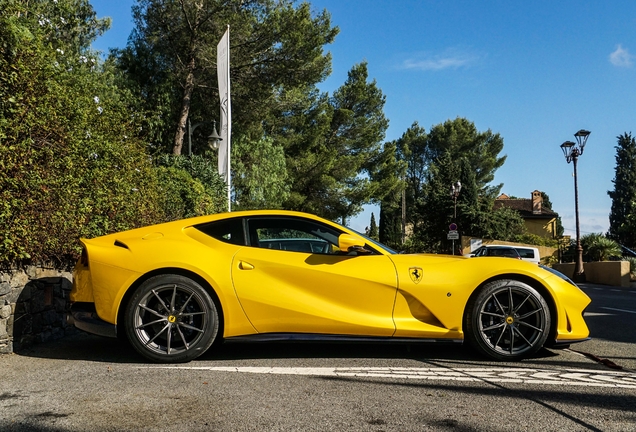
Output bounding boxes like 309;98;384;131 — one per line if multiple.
447;230;459;240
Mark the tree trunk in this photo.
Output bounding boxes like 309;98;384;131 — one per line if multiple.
173;57;197;155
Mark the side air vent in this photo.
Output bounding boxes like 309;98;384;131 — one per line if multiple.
114;240;129;250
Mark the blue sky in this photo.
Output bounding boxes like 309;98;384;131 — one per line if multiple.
90;1;636;235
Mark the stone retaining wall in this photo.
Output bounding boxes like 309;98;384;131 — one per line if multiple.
0;266;76;354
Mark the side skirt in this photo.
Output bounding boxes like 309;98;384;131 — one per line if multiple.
225;333;464;345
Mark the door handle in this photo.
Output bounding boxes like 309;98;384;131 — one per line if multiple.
239;261;255;270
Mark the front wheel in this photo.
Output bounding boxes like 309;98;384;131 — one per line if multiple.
465;279;551;361
124;275;219;363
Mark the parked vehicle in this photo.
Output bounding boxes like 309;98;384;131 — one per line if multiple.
68;210;588;363
466;245;541;265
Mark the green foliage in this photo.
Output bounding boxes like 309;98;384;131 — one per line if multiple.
581;233;622;262
426;117;506;197
231;136;289;210
387;118;509;253
0;0;163;264
154;154;227;217
379;204;402;249
608;133;636;248
367;212;379;240
116;0;338;154
513;233;559;248
480;207;528;241
376;141;406;248
281;62;391;224
154;166;217;221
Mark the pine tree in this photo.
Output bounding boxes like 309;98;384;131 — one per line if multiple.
608;133;636;248
282;62;390;224
396;118;511;252
368;212;379;240
115;0;338;155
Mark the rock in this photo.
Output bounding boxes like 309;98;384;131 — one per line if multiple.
0;282;11;296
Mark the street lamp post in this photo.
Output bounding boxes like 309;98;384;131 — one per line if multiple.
560;129;590;282
187;119;222;156
450;180;461;255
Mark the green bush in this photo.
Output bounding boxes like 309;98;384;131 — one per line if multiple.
513;233;559;248
154;154;227;219
0;8;161;264
154;165;224;221
582;233;622;261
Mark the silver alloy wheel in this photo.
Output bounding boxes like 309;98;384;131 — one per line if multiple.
476;283;548;357
133;283;208;356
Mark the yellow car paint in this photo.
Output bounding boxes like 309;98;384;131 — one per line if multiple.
231;247;398;335
69;209;591;360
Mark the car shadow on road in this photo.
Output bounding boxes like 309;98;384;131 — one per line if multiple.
13;332;608;373
15;333;483;363
12;332;144;364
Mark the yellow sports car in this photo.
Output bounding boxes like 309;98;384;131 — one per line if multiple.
69;210;590;363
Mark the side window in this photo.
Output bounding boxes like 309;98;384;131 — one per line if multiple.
247;217;341;254
490;248;513;257
194;218;245;245
517;248;535;259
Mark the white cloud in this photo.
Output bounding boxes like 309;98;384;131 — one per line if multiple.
399;50;479;71
609;44;633;67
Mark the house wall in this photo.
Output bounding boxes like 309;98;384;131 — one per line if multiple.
524;217;557;238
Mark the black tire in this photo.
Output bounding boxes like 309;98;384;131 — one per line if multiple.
465;279;550;361
124;274;219;363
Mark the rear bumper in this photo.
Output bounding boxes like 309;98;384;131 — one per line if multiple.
67;302;118;338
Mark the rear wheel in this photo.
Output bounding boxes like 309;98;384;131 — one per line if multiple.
465;279;550;361
124;275;219;363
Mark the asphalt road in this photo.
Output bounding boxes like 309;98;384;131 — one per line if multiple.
1;283;635;431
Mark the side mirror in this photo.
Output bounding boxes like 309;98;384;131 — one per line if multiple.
338;234;369;254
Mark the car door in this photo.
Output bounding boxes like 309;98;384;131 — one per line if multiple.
231;216;398;336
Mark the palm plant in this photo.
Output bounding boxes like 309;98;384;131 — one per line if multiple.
582;234;622;261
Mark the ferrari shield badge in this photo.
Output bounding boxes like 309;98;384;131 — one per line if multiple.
409;267;423;284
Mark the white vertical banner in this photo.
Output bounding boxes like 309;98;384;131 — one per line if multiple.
217;25;231;211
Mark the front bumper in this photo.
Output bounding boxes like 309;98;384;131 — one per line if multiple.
67;302;117;338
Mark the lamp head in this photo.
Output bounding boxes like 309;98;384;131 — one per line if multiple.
207;120;223;150
574;129;590;154
560;141;575;162
450;181;461;197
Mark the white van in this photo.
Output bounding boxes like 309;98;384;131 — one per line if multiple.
466;245;541;265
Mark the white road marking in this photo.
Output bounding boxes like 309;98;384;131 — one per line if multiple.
601;307;636;314
141;366;636;389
